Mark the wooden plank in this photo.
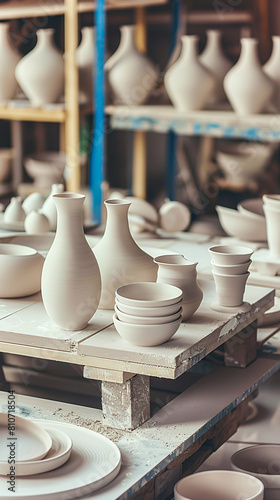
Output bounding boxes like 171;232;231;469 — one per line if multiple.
83;366;134;383
0;104;66;122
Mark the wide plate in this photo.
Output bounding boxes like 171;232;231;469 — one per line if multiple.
0;419;121;499
0;426;72;476
0;413;52;462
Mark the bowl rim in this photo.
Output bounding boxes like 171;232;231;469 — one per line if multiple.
230;444;280;479
113;312;182;329
114;304;183;324
209;245;253;256
115;297;183;315
0;243;38;257
116;282;183;307
211;259;252;268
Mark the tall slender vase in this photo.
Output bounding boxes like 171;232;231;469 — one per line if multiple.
0;22;21;101
263;36;280;110
41;193;101;331
164;35;216;111
93;199;157;309
15;28;64;106
106;25;158;105
199;30;232;103
76;26;95;104
154;255;203;320
223;38;274;115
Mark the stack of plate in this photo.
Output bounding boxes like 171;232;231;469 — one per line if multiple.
114;282;183;347
0;412;121;499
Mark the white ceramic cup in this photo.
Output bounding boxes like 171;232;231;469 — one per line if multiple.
211;259;251;275
263;194;280;209
174;470;264;500
231;444;280;500
212;271;249;307
209;245;253;265
263;204;280;258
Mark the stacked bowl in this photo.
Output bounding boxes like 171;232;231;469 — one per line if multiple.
114;282;183;346
209;245;253;307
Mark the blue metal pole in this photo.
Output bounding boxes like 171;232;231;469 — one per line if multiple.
89;0;106;224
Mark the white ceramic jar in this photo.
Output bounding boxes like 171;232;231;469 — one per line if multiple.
76;26;95;104
224;38;274;115
24;209;50;234
4;196;25;223
0;22;21;101
15;28;64;106
164;35;216;111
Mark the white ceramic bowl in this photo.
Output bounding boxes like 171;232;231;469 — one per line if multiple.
24;152;66;188
115;297;183;317
237;198;264;217
0;244;44;297
209;245;254;265
174;470;264;500
113;313;182;346
216;205;267;242
116;282;183;308
231;444;280;500
211;259;251;275
115;304;182;325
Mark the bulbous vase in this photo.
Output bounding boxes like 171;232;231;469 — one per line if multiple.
106;25;158;106
4;196;25;223
164;35;216;111
224;38;274;115
41;193;101;330
154;254;203;321
263;36;280;110
93;199;157;309
0;22;21;101
15;28;64;106
76;26;95;104
41;183;64;231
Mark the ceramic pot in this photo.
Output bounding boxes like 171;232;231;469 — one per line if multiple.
0;243;44;298
41;183;64;231
93;199;157;309
4;196;25;223
24;209;50;234
199;30;232;103
212;271;249;307
224;38;274;115
263;204;280;258
76;26;95;104
263;36;280;110
231;444;280;500
41;193;101;330
0;22;21;101
107;25;158;105
174;470;264;500
154;255;203;320
22;192;44;214
164;35;216;111
158;200;191;232
209;245;254;265
15;28;64;106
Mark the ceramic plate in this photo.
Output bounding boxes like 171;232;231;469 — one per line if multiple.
0;419;121;499
0;426;72;476
0;413;52;462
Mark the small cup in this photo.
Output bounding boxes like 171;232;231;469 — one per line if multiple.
212;271;249;307
211;259;251;275
209;245;253;265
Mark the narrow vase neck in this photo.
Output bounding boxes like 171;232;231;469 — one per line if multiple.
119;26;137;52
181;36;199;62
81;27;95;46
239;38;260;66
104;201;132;239
0;22;11;46
205;30;222;54
54;195;85;242
36;29;55;49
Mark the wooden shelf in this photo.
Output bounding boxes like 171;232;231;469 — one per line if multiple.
0;104;66;123
0;0;167;20
106;104;280;142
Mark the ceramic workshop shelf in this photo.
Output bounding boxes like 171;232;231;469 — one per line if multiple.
106;105;280;141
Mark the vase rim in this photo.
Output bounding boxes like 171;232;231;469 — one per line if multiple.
240;37;258;43
120;25;135;30
36;28;55;35
181;34;199;42
105;198;131;206
53;192;85;200
154;254;198;267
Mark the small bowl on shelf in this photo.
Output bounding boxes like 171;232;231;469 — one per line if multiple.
209;245;254;265
115;304;182;325
115;297;183;317
216;205;267;242
116;282;183;308
24;152;66;189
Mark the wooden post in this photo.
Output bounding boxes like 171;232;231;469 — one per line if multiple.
64;0;80;192
101;374;150;430
224;320;257;368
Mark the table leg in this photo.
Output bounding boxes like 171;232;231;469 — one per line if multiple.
224;320;257;368
101;374;150;430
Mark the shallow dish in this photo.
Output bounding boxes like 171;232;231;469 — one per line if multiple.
116;282;183;308
115;305;182;325
115;297;183;317
0;427;72;476
0;413;52;462
113;312;182;346
208;244;254;265
216;205;267;242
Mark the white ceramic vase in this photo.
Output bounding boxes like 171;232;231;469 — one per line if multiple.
41;193;101;330
263;36;280;110
0;22;21;101
76;26;95;104
199;30;232;103
93;199;157;309
223;38;274;115
164;35;216;111
4;196;25;223
24;209;50;234
106;25;158;106
41;183;64;231
15;28;64;107
22;192;44;214
154;255;203;320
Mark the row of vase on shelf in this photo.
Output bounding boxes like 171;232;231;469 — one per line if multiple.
2;20;280;114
